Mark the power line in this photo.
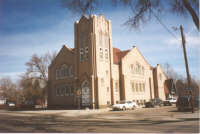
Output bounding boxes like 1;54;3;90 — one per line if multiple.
150;8;180;41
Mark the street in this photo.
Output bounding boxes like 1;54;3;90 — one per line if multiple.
0;106;199;133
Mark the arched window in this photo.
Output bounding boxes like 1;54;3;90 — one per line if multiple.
61;64;68;77
82;80;89;88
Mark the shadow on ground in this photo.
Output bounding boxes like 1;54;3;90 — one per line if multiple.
0;111;199;133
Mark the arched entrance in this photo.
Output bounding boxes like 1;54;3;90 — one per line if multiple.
81;80;90;107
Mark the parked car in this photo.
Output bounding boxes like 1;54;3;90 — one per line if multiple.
166;98;177;104
112;100;137;111
20;100;35;109
176;96;200;112
176;96;191;111
8;102;15;107
163;100;172;106
145;98;163;108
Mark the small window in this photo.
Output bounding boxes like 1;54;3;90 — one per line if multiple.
105;49;108;60
106;70;109;75
101;78;104;86
99;48;103;59
107;87;109;92
115;82;118;92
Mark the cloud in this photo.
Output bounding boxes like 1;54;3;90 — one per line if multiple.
167;35;199;48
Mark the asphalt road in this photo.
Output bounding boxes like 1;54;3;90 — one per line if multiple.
0;106;199;133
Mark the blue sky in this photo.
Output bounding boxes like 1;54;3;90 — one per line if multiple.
0;0;199;82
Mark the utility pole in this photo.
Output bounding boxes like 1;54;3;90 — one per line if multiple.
180;25;191;91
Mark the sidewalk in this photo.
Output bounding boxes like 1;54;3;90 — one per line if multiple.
15;107;112;117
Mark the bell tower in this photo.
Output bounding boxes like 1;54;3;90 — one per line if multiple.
74;14;114;108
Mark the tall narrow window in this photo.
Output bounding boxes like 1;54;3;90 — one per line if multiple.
139;83;142;92
105;48;108;60
115;82;118;92
143;83;145;92
131;82;135;92
85;47;89;61
80;48;84;61
99;48;103;59
101;78;104;86
136;83;138;92
107;87;109;92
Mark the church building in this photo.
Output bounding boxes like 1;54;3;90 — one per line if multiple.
47;14;168;109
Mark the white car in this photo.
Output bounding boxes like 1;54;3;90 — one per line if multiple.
166;98;177;104
112;100;138;111
8;102;15;107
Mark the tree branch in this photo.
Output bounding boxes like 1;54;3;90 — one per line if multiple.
182;0;199;31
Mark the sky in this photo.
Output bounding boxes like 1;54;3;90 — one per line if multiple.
0;0;199;82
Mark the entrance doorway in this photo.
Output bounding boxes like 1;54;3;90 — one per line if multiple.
81;80;90;107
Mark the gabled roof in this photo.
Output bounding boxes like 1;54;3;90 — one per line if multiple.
49;45;74;68
113;47;130;64
113;46;152;67
132;46;152;67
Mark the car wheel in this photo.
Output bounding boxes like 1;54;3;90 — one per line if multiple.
122;106;126;111
132;106;135;110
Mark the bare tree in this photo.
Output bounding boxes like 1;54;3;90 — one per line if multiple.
23;51;57;105
162;63;181;81
62;0;199;31
25;51;57;82
0;77;18;103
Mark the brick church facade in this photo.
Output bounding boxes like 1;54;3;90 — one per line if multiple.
47;14;168;109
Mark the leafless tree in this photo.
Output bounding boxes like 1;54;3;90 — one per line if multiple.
25;51;57;82
23;51;57;105
62;0;199;31
0;77;18;103
162;63;182;81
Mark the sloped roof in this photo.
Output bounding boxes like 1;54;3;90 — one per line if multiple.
113;47;130;64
